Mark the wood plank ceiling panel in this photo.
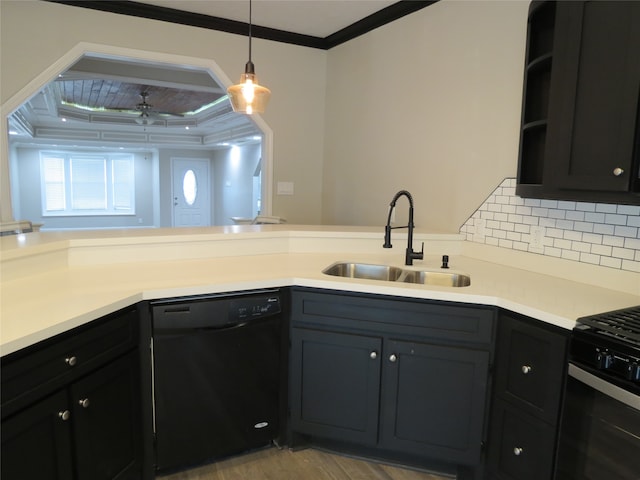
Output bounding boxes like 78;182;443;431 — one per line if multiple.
57;80;223;115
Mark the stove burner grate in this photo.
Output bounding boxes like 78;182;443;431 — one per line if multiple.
577;305;640;345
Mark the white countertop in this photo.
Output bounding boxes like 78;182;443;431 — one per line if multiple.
1;225;638;356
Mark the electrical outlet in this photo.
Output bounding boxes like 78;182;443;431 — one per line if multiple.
473;218;486;242
530;226;545;250
277;181;294;195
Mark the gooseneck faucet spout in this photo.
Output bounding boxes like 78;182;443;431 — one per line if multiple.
383;190;424;266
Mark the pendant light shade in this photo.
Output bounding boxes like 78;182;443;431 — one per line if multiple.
227;0;271;114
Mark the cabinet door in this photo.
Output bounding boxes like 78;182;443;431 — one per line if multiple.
290;328;382;445
487;399;556;480
546;0;640;192
379;340;490;465
1;389;74;480
72;352;141;480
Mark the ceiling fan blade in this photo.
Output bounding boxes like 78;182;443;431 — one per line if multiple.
155;111;185;117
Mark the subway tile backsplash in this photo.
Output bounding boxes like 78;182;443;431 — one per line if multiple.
460;178;640;273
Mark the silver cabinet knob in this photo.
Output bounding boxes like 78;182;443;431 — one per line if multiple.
613;167;624;176
78;398;90;408
58;410;71;421
521;365;532;374
65;356;77;367
370;351;378;360
513;447;524;456
389;354;397;363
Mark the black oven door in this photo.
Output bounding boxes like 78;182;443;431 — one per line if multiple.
556;364;640;480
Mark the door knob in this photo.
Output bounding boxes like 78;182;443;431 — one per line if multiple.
521;365;532;374
65;356;77;367
613;167;624;176
513;447;524;456
370;351;378;359
78;398;90;408
389;354;397;363
58;410;71;421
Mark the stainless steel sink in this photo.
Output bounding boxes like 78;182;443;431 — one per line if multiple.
322;262;404;281
398;269;471;287
322;262;470;287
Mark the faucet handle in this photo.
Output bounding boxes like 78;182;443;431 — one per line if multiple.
416;241;424;259
383;225;393;248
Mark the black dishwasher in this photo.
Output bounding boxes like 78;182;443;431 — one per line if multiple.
151;289;284;473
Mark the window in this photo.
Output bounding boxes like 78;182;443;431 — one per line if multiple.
40;152;135;216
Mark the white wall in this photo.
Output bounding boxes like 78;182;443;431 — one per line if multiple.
5;0;630;240
323;0;529;232
212;144;261;225
0;0;327;224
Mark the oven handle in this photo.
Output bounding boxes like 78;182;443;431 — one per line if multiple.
568;363;640;411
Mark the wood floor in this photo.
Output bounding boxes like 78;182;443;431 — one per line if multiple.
157;447;453;480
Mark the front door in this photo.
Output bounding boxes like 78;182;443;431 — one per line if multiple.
171;158;210;227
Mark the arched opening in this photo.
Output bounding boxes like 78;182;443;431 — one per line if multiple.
1;43;273;230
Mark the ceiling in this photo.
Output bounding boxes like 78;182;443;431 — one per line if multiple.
133;0;400;39
9;1;435;151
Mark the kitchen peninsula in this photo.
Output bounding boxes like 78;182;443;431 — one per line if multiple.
1;224;638;354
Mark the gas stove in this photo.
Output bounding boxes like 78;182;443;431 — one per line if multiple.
572;305;640;391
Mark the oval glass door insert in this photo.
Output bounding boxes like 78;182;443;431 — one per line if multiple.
182;169;197;205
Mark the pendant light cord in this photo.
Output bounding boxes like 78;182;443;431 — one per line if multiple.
248;0;253;64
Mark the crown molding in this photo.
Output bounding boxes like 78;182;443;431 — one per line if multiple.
42;0;438;50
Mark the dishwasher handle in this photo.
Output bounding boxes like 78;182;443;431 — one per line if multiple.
155;314;279;336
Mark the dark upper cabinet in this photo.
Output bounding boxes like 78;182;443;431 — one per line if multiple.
517;0;640;204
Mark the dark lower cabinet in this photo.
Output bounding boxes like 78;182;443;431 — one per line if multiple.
487;399;557;480
380;340;489;465
290;289;496;478
290;329;381;445
72;353;141;480
485;310;569;480
1;390;74;480
1;307;142;480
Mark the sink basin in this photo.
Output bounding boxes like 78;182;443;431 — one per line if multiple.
322;262;470;287
398;269;471;287
322;262;404;281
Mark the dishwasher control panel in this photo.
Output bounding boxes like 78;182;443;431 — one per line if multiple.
231;295;281;320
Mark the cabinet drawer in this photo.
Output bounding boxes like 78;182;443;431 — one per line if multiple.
1;307;138;417
487;399;556;480
494;313;568;424
292;289;495;345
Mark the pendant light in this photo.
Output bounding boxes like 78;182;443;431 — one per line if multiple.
227;0;271;115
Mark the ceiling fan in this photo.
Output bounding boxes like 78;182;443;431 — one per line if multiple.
131;91;183;125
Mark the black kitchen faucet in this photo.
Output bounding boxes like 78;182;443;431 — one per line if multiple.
383;190;424;266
